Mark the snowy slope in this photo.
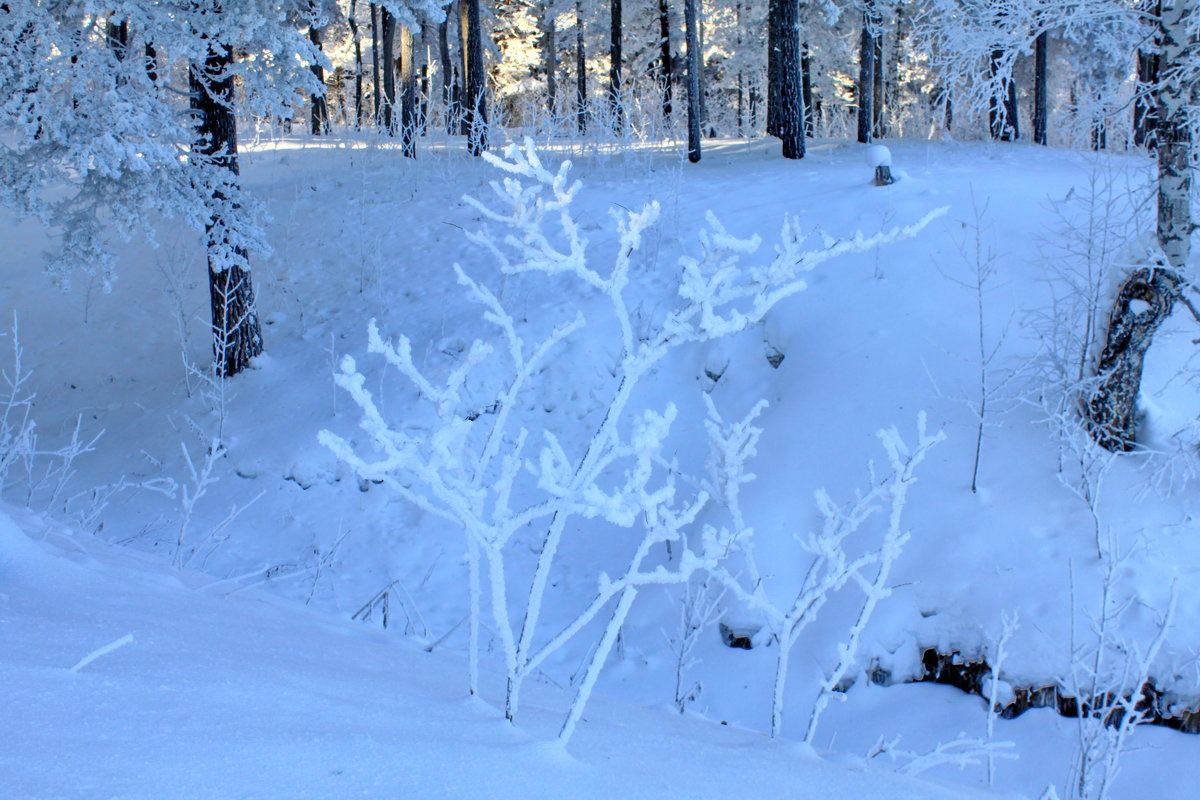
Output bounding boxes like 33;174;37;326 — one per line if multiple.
3;131;1199;799
1;507;1010;799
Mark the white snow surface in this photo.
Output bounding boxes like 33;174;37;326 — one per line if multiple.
3;133;1199;798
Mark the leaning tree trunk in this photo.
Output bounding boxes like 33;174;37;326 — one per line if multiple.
857;9;877;143
1086;266;1180;450
189;34;263;378
684;0;701;162
1085;0;1192;451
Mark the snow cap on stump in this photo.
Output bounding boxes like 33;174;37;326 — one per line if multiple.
865;144;892;168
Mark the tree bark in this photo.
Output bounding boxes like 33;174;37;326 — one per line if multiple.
309;24;329;135
465;0;488;154
576;0;587;133
857;10;876;144
685;0;701;161
1134;0;1162;149
770;0;804;158
349;0;364;127
872;30;884;138
188;26;263;377
801;42;813;137
1085;0;1192;451
400;24;417;156
1033;30;1048;145
543;6;557;119
438;15;457;134
1086;267;1180;450
370;3;381;125
988;48;1019;141
1154;0;1192;270
659;0;673;121
609;0;624;134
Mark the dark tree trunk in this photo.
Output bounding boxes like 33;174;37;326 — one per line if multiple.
459;0;470;136
801;42;813;137
543;7;557;119
106;18;129;62
400;25;417;156
438;17;456;133
189;34;263;378
576;0;587;133
309;25;329;135
144;43;158;83
370;3;381;125
684;0;701;161
770;0;804;158
609;0;624;134
766;0;779;137
465;0;488;154
1134;0;1162;148
381;9;396;133
857;10;876;144
988;48;1019;141
659;0;673;120
872;31;885;138
349;0;364;127
1033;30;1048;145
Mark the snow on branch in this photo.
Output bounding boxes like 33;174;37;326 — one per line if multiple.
322;139;944;746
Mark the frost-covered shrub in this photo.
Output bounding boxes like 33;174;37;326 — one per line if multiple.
321;139;945;745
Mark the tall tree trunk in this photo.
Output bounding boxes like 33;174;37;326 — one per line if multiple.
766;0;779;137
459;0;470;135
576;0;588;133
684;0;701;161
189;28;263;378
1134;1;1162;150
770;0;804;158
988;48;1019;141
872;31;884;138
659;0;673;121
1154;0;1193;270
609;0;624;134
543;6;558;120
349;0;364;127
309;24;329;135
1033;30;1048;145
400;24;417;156
801;42;813;138
382;10;397;134
857;9;876;144
438;15;457;134
371;3;381;125
465;0;488;154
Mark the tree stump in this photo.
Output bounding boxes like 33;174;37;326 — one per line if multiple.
1085;264;1181;451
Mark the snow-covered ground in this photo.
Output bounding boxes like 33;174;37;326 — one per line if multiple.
3;131;1198;798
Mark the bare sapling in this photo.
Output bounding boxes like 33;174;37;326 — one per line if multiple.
322;138;946;745
1066;550;1177;800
